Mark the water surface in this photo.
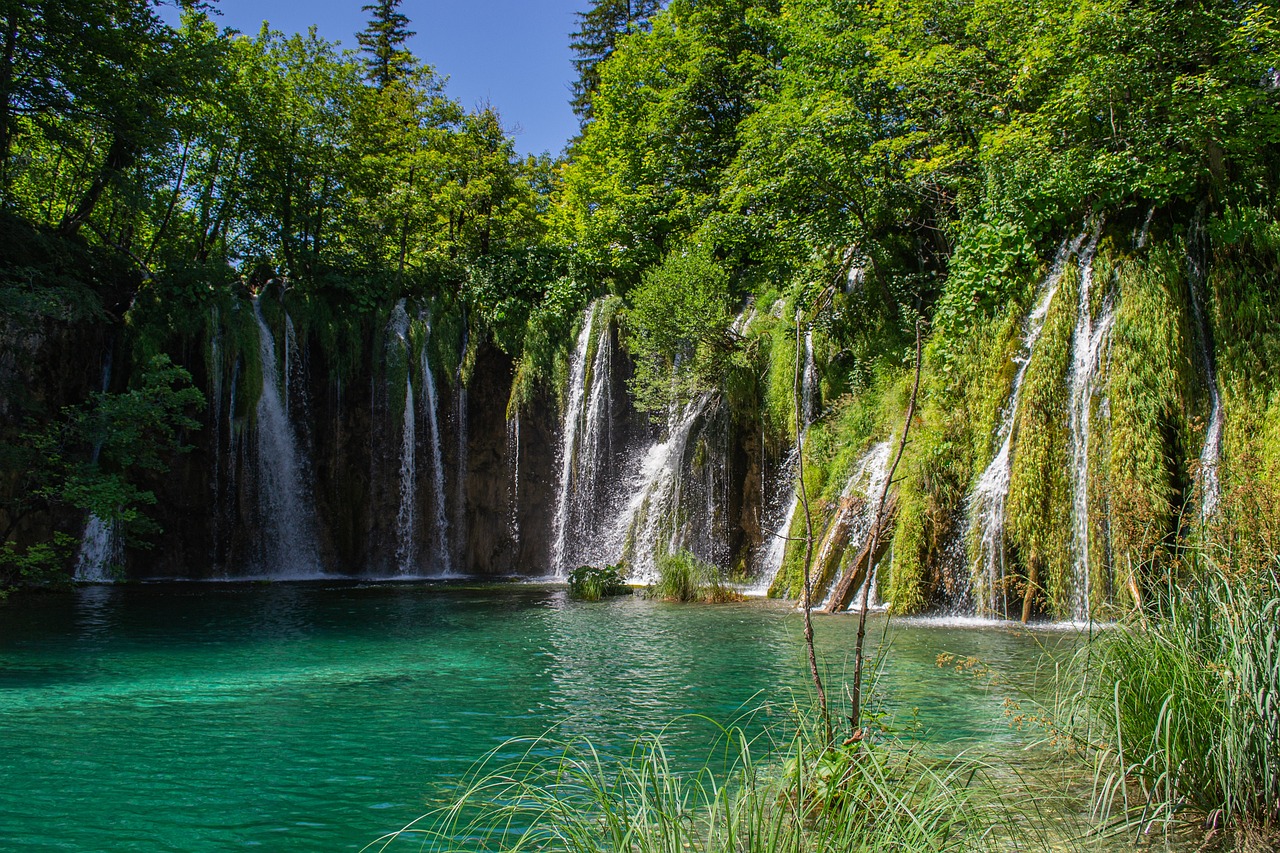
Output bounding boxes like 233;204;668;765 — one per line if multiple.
0;583;1078;850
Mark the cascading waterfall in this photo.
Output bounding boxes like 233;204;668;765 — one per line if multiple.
283;315;295;418
819;440;894;609
389;301;417;574
1067;233;1110;621
751;318;816;593
75;514;122;582
969;232;1087;617
751;445;800;595
420;323;453;575
613;392;717;582
75;354;118;582
507;415;521;547
551;299;616;574
1187;216;1222;516
251;298;321;577
453;323;469;570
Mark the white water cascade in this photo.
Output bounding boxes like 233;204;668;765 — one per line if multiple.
969;232;1088;617
251;298;321;577
1187;217;1223;517
420;321;453;575
1067;233;1111;621
75;513;122;582
820;440;895;610
551;299;617;575
751;319;817;594
75;355;119;582
613;392;719;582
453;324;469;571
389;301;417;574
507;415;521;548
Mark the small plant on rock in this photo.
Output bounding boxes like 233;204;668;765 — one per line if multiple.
567;564;630;600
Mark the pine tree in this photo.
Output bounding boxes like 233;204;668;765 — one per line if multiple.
357;0;415;88
569;0;662;125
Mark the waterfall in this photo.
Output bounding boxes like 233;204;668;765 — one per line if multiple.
613;393;717;582
751;317;817;594
453;322;469;571
750;446;801;595
551;299;615;575
1067;235;1111;621
75;354;118;582
1187;216;1222;517
420;328;452;576
389;301;417;574
507;415;521;547
75;514;121;582
820;441;895;610
969;232;1087;617
251;298;321;577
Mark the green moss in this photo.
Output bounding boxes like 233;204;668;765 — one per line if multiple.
1005;265;1077;618
1105;244;1197;607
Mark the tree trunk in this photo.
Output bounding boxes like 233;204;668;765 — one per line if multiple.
0;8;20;197
60;133;135;236
823;493;898;614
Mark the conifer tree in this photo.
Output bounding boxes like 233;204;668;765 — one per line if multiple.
357;0;415;88
569;0;661;125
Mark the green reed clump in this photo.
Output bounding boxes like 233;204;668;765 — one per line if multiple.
366;715;1042;853
567;564;630;600
1058;564;1280;840
651;551;741;602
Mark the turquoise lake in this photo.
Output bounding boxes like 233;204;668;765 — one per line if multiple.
0;583;1080;850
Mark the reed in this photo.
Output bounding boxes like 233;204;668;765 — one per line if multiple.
650;551;740;603
1057;562;1280;841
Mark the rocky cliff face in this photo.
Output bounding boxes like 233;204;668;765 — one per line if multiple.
135;299;568;580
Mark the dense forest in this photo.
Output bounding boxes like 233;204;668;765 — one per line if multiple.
1;0;1278;626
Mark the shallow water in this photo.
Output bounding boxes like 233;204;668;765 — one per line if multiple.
0;583;1084;851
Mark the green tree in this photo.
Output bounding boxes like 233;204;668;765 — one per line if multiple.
0;355;204;589
553;0;778;287
569;0;663;125
358;0;416;89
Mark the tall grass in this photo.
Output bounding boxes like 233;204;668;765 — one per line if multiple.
365;714;1048;853
650;551;740;603
1057;564;1280;840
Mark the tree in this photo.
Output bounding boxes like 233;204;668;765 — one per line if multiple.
357;0;416;89
569;0;662;125
0;355;204;589
554;0;777;286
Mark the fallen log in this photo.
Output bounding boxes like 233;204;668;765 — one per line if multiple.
824;492;898;613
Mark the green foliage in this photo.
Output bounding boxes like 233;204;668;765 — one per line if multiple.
1106;246;1197;605
1057;565;1280;836
567;564;630;600
625;247;734;414
0;354;204;587
1005;267;1078;617
0;533;77;591
357;0;416;88
569;0;663;125
552;0;777;286
650;551;740;603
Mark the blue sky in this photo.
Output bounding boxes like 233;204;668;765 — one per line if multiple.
166;1;585;158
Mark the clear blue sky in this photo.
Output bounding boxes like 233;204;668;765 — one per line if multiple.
166;1;585;158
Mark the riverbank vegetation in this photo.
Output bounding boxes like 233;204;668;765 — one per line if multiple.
369;714;1054;853
1057;562;1280;844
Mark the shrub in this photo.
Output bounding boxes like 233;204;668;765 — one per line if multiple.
567;564;630;600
